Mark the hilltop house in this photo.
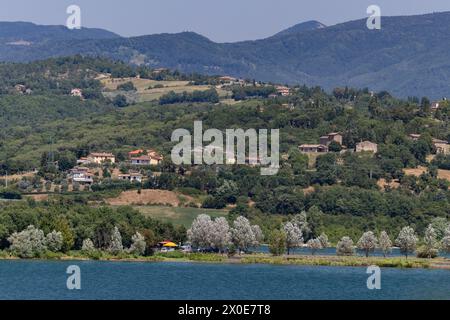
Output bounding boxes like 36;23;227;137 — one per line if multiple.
355;141;378;153
320;133;343;146
87;152;116;164
299;144;329;153
69;167;94;184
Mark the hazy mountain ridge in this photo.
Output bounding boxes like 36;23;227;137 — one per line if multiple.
1;13;450;98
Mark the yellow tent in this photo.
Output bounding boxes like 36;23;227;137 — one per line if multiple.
163;242;178;247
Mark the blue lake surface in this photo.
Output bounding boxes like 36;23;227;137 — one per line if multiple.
0;260;449;300
253;246;450;258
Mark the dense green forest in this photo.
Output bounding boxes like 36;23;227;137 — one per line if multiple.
1;56;450;242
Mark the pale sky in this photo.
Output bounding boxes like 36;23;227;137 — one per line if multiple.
0;0;449;42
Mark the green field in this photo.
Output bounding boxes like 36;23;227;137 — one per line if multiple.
131;205;229;227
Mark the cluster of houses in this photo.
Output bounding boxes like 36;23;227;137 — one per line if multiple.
299;132;450;156
69;149;164;184
299;132;377;154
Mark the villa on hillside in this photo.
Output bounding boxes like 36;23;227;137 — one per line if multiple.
69;167;94;184
355;141;378;153
87;152;116;164
130;149;163;166
118;173;143;183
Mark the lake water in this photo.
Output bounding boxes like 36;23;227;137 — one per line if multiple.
0;260;449;300
253;246;450;258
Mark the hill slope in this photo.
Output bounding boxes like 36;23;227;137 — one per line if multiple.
1;13;450;98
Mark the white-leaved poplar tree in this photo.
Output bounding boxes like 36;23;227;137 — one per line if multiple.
187;214;214;250
108;226;123;255
336;236;355;256
45;230;63;252
210;217;231;253
395;226;418;259
357;231;378;257
7;225;47;258
318;233;330;248
283;221;303;255
82;238;95;252
129;231;146;256
422;224;439;258
231;216;256;254
378;231;392;257
442;227;450;253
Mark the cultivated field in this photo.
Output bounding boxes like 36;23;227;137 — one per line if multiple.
101;77;229;102
105;189;196;207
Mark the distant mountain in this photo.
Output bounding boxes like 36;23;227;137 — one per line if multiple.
0;21;120;44
271;20;326;37
1;13;450;98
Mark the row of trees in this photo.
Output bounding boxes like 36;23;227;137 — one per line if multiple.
336;225;450;258
187;215;263;253
7;225;147;258
159;89;219;105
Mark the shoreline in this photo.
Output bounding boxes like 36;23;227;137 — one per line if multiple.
1;252;449;270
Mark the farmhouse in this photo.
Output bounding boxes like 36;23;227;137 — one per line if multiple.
87;152;116;164
355;141;378;153
432;138;450;154
299;144;329;153
320;133;343;146
408;134;450;154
